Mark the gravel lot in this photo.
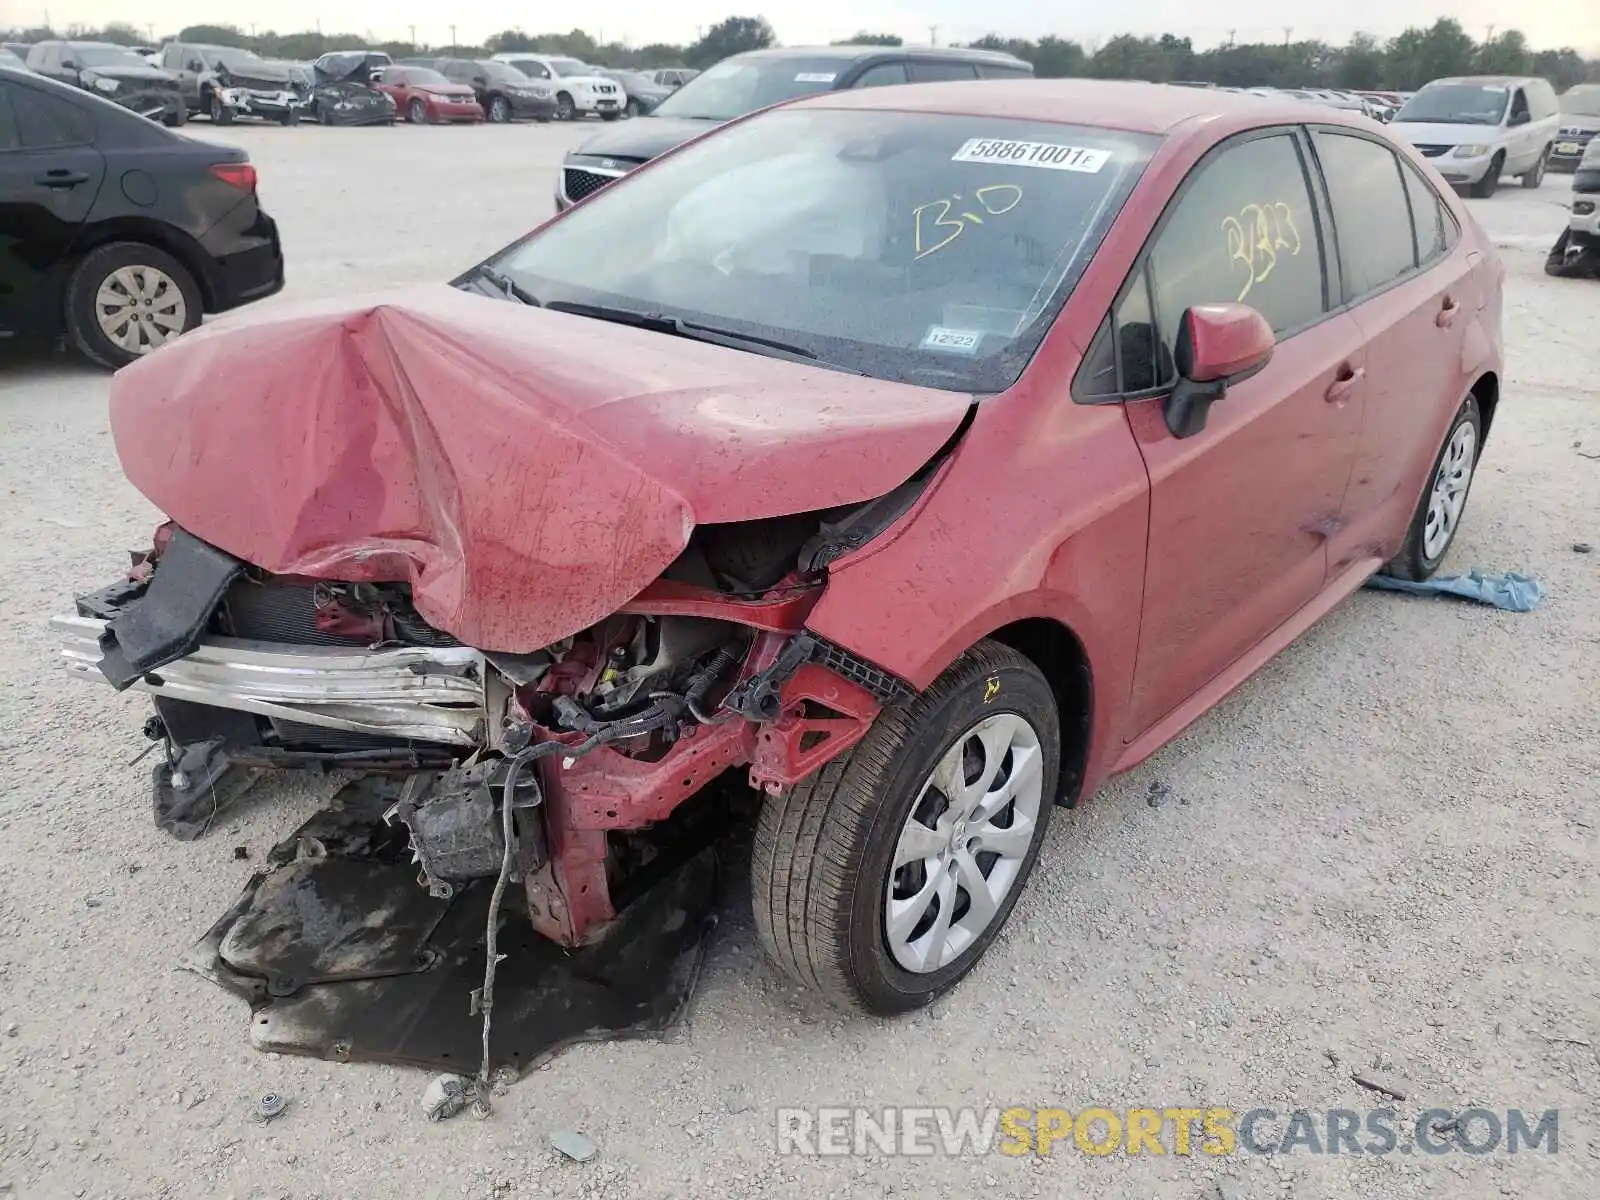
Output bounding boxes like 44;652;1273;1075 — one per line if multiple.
1;121;1597;1200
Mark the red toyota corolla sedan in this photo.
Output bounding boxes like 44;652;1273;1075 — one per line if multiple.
59;81;1503;1016
375;63;483;123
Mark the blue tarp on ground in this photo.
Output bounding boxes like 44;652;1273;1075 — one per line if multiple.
1364;570;1544;613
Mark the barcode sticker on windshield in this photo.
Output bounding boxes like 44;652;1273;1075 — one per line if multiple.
795;72;836;83
922;326;982;355
951;138;1111;172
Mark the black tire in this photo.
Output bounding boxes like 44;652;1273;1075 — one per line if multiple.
1468;153;1503;198
752;640;1060;1014
1380;394;1483;581
623;98;640;118
278;108;298;127
408;97;428;125
486;94;511;123
63;241;204;371
600;110;619;121
534;115;551;124
555;91;575;120
208;92;234;124
1521;147;1548;188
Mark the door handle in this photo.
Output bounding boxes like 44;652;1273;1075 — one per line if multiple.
1436;296;1461;328
35;169;89;188
1324;364;1364;404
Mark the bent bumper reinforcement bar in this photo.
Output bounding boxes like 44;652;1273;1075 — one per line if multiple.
50;614;487;746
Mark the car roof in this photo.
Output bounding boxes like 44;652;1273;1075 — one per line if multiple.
1425;75;1533;86
794;78;1367;136
733;44;1029;66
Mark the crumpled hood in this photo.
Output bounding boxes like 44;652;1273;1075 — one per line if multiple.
109;285;971;652
216;60;295;87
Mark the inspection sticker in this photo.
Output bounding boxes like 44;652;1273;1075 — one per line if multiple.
921;326;983;354
951;138;1111;173
795;72;837;82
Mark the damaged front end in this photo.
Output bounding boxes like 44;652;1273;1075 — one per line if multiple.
53;497;922;948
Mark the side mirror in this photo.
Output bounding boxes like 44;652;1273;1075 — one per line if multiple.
1163;303;1274;439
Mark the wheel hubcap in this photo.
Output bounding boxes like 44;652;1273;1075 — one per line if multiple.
96;265;185;355
884;712;1044;974
1422;420;1477;561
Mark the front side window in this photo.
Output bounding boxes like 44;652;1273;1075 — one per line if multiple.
1510;88;1530;121
1394;83;1507;126
480;62;527;85
491;108;1156;392
1314;132;1416;298
908;61;978;82
73;46;147;68
652;56;851;121
852;63;908;88
1144;133;1325;382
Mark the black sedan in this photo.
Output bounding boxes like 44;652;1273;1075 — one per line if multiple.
597;68;672;117
0;67;284;368
26;40;185;126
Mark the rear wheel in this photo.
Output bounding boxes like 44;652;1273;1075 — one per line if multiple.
64;242;203;370
408;97;427;124
752;640;1059;1014
1469;152;1503;198
623;98;640;118
1521;147;1548;188
278;109;298;127
1380;395;1483;581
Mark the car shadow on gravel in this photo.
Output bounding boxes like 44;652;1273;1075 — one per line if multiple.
0;341;107;386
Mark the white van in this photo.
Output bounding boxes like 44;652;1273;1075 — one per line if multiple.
1391;74;1560;196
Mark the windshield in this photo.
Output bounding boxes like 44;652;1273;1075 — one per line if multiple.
652;55;850;121
0;47;23;68
212;49;266;69
1560;86;1600;118
547;57;588;76
490;109;1154;391
1395;83;1508;125
605;70;652;88
406;68;449;86
74;45;148;68
481;61;529;84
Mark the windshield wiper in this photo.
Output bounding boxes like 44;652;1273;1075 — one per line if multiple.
471;266;541;307
545;300;862;372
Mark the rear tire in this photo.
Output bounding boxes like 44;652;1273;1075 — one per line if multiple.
752;640;1060;1014
1380;394;1483;581
1520;147;1548;188
64;241;203;371
1468;153;1503;198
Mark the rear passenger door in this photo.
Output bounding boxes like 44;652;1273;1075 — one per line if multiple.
1096;128;1369;735
1310;129;1474;569
0;78;105;335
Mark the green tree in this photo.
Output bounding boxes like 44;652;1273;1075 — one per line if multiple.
685;16;773;69
1386;18;1477;90
836;33;901;46
1531;48;1589;90
1333;32;1385;89
1032;36;1088;78
177;24;249;46
1478;30;1531;75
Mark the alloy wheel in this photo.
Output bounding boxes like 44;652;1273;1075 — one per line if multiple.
884;712;1044;973
95;265;187;357
1422;420;1477;561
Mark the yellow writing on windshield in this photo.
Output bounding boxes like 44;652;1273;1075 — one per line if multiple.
1220;201;1302;301
913;184;1025;260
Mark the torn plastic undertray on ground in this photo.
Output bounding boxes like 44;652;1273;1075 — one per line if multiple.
183;777;718;1073
1364;569;1544;613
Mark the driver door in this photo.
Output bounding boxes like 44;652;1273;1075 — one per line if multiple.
1107;129;1368;735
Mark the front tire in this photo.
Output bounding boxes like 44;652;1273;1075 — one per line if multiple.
1521;147;1548;188
555;91;575;120
486;95;511;123
752;640;1060;1015
408;97;428;124
64;242;203;370
208;91;234;124
1380;394;1483;581
1469;153;1503;198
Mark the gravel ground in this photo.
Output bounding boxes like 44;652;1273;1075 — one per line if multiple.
1;122;1597;1200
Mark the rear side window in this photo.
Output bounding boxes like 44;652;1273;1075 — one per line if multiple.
851;62;907;88
1142;132;1325;382
977;63;1032;79
13;85;92;148
1399;159;1457;266
1314;132;1415;298
907;61;978;82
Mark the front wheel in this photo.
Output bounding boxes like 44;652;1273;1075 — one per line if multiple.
1521;147;1548;188
64;241;203;370
1469;153;1503;198
208;92;234;124
408;97;428;124
486;95;511;123
278;109;298;126
752;640;1060;1014
1380;394;1483;581
555;91;575;120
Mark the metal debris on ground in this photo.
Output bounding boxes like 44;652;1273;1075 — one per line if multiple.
420;1073;474;1122
1214;1180;1244;1200
1349;1069;1409;1101
254;1091;288;1122
233;846;250;860
551;1129;599;1163
1573;543;1593;554
1146;781;1172;808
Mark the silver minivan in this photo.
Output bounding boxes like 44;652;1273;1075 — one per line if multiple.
1391;74;1560;196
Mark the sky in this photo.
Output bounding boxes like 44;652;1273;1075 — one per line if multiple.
1;0;1593;55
